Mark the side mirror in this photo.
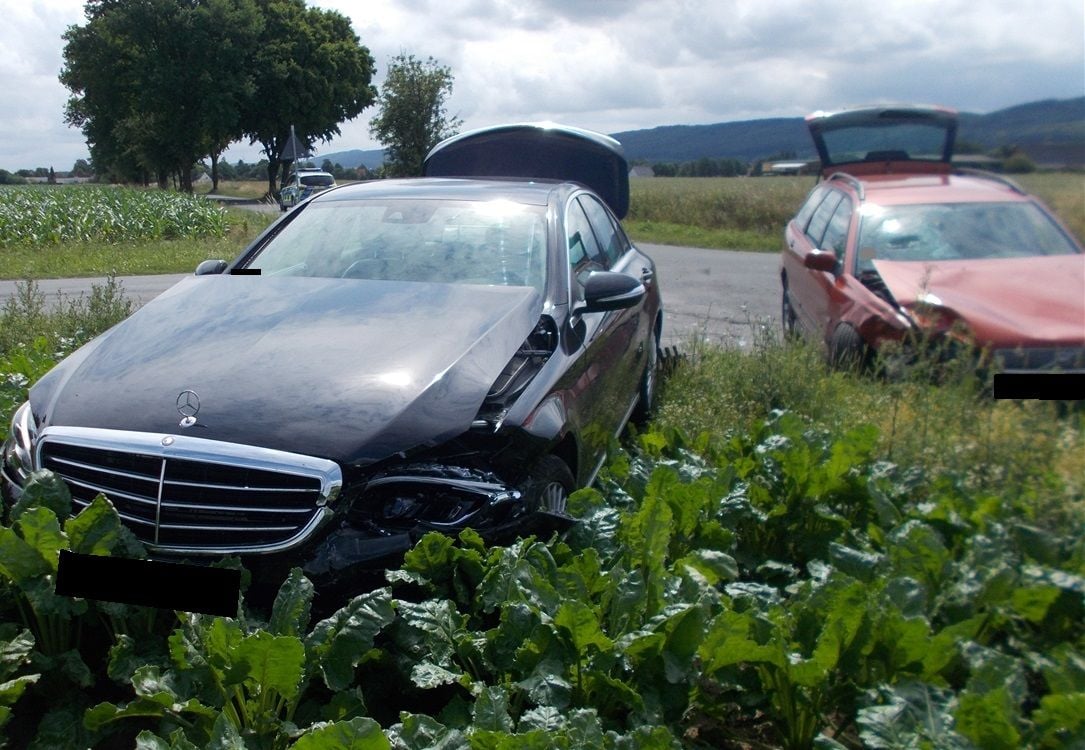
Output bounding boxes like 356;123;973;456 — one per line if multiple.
578;271;645;314
195;259;228;276
803;249;838;273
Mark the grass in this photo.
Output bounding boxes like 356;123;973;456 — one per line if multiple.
198;179;273;200
654;326;1085;529
627;176;813;251
0;277;136;422
1016;171;1085;243
627;172;1085;251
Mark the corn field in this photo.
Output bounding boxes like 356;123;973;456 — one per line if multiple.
0;186;229;245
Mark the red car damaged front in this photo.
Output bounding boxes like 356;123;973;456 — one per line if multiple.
872;255;1085;372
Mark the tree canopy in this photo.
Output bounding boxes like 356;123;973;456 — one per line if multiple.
369;54;462;177
61;0;375;193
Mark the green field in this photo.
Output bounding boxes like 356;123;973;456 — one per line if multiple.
1;174;1081;277
0;185;272;279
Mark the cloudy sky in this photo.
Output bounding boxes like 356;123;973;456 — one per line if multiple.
1;0;1082;171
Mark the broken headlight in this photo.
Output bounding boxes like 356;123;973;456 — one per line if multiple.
474;316;558;428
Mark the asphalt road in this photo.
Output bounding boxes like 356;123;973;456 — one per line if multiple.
0;244;781;349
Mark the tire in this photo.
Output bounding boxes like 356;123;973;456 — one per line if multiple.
781;286;798;340
521;455;575;516
632;326;660;425
828;323;867;370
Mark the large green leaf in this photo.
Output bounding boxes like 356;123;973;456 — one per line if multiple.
6;506;65;577
9;470;72;523
291;717;390;749
472;686;514;733
622;477;673;619
478;538;560;615
554;600;613;657
268;567;314;637
228;630;305;702
64;494;126;556
699;611;783;674
305;587;395;691
1032;691;1085;748
388;713;467;750
856;681;970;750
954;688;1021;750
134;729;200;750
0;629;35;679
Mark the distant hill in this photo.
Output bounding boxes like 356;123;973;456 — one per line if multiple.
316;98;1084;170
311;148;385;170
957;98;1085;166
613;97;1084;167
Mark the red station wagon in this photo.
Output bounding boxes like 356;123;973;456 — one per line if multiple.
780;106;1085;374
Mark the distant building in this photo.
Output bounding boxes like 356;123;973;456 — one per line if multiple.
951;154;1003;170
629;165;655;178
763;161;815;176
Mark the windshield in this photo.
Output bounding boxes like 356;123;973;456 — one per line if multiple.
248;198;548;291
856;202;1081;272
299;174;335;187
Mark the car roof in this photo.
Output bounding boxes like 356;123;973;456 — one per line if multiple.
313;177;564;207
831;171;1033;207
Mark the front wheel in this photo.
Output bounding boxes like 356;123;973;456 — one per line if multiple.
781;287;798;340
632;327;660;425
828;323;867;370
520;455;575;517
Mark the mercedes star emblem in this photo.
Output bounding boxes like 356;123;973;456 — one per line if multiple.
176;390;200;428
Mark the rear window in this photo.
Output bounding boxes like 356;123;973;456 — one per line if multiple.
822;123;949;165
299;174;335;187
856;202;1081;272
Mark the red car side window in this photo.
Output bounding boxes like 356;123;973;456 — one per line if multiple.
821;199;854;260
805;190;844;248
794;186;828;232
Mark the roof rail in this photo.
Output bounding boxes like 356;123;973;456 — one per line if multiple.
826;172;865;201
953;167;1026;195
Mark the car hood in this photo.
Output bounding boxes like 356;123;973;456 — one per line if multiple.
31;276;542;466
872;255;1085;347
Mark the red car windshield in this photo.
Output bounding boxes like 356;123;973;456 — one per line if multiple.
856;202;1081;272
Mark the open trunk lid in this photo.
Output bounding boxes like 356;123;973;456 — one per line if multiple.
424;122;630;218
806;105;958;177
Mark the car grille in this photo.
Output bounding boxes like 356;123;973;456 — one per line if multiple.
36;427;342;554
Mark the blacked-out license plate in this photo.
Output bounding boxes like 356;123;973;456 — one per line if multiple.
56;550;240;617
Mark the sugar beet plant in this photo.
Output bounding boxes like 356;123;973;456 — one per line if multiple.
0;410;1080;748
0;186;228;245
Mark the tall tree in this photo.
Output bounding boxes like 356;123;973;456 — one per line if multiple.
369;54;462;177
62;0;262;191
240;0;377;197
61;0;374;194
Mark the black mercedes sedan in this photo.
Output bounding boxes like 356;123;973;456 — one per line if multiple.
2;124;662;591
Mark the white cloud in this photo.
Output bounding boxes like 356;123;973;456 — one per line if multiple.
3;0;1083;170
